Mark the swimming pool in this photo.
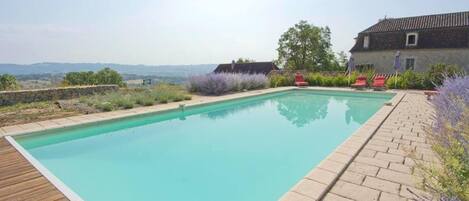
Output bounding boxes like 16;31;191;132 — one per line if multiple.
15;90;394;201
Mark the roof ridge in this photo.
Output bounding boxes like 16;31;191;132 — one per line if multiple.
387;10;469;21
360;11;469;33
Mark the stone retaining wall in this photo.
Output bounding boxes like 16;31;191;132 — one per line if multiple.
0;85;119;106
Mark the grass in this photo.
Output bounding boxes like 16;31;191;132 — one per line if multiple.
0;84;192;127
80;84;191;112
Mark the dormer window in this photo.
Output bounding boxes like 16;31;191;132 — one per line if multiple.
363;35;370;49
406;33;418;46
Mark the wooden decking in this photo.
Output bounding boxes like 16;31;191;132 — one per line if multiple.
0;137;68;201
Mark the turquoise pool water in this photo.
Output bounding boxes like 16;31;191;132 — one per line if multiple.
16;90;393;201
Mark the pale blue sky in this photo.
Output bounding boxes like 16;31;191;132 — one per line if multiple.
1;0;468;65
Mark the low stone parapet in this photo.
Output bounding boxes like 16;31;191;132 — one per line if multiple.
0;85;118;106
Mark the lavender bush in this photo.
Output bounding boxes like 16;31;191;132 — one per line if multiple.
417;76;469;201
433;76;469;129
187;73;268;95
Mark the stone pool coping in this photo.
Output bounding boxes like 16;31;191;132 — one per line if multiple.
0;86;404;201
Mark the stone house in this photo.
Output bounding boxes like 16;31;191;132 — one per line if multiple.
350;11;469;73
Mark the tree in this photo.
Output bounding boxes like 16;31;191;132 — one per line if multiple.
63;71;96;86
95;68;125;87
276;20;337;71
236;58;255;63
336;51;349;71
0;74;20;91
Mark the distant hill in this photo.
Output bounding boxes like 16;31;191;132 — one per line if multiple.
0;62;217;77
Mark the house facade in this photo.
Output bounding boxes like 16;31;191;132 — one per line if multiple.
213;61;279;75
350;11;469;73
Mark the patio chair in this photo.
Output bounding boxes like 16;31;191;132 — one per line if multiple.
351;75;367;89
371;75;386;90
295;73;309;87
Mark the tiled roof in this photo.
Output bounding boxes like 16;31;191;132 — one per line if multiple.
213;62;279;75
362;11;469;33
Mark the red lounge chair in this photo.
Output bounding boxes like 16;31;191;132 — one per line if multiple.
372;75;386;90
351;75;367;88
295;73;308;87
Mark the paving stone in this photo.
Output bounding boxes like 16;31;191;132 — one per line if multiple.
374;152;404;163
358;149;377;158
404;157;416;167
292;179;327;199
368;139;399;149
392;139;412;145
362;176;400;194
364;144;389;152
402;135;426;143
376;169;418;187
347;162;379;176
411;141;432;149
400;185;433;200
327;152;353;164
379;192;407;201
306;168;336;185
372;135;393;142
354;156;389;168
280;192;315;201
318;159;347;174
335;146;360;157
330;181;380;201
339;170;365;185
1;125;24;133
388;163;412;174
387;147;415;158
322;193;353;201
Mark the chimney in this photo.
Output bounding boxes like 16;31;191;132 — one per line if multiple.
231;60;235;70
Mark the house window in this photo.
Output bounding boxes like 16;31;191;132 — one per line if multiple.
363;36;370;49
405;58;415;70
406;33;418;46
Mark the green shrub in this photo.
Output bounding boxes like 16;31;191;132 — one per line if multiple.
269;74;294;87
320;76;334;86
96;102;114;111
63;67;125;87
272;72;357;87
0;74;20;91
79;83;190;111
304;73;322;86
385;76;403;89
364;70;375;86
427;63;464;87
332;75;348;86
63;71;96;86
385;70;436;90
134;94;155;106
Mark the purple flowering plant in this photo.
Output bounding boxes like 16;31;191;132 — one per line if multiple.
187;73;268;95
418;76;469;201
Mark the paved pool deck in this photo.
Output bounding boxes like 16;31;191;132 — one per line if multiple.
0;87;437;201
282;91;436;201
